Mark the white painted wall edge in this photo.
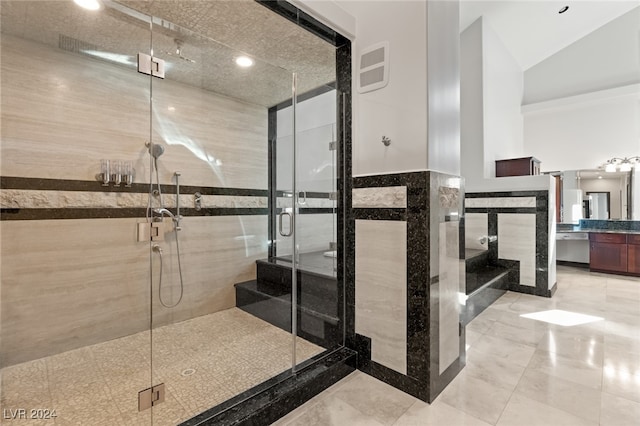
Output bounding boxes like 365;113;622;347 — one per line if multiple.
466;175;553;193
522;83;640;115
288;0;356;40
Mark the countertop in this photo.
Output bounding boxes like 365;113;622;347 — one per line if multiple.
557;228;640;235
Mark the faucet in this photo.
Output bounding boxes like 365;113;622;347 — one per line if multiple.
153;208;183;231
154;208;175;219
478;235;498;245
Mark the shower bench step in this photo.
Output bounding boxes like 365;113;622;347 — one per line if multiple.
235;279;341;349
461;266;512;326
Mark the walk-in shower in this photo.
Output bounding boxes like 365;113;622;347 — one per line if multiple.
0;1;347;424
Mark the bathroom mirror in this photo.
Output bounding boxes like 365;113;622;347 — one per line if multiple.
559;169;632;222
585;192;611;219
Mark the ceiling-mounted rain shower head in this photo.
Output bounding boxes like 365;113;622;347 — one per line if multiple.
148;143;165;159
162;39;196;63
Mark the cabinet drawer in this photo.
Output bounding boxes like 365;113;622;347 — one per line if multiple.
590;233;626;244
627;234;640;245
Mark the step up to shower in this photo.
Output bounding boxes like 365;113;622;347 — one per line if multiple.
234;259;340;349
462;249;516;325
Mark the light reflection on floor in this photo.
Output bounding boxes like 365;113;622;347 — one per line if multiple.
520;309;604;326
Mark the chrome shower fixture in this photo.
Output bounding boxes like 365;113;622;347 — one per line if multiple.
147;142;165;159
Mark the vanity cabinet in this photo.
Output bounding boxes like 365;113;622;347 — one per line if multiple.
628;235;640;274
589;233;628;274
589;233;640;276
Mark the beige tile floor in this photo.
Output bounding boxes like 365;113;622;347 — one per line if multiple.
274;266;640;426
0;308;322;426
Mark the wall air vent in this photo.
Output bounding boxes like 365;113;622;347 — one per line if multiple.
358;41;389;93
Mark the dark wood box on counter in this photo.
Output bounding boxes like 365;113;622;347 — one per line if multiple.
496;157;541;177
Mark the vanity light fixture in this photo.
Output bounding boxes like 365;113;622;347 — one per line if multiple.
235;56;254;68
603;156;640;172
74;0;103;11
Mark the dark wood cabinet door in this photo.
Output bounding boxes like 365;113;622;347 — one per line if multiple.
628;244;640;274
590;242;628;273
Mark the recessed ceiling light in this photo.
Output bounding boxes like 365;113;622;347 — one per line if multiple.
74;0;103;11
558;5;569;14
235;56;254;68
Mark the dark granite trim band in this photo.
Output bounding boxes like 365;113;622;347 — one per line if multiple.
256;0;341;46
466;190;548;198
283;191;333;199
297;207;336;215
0;176;270;197
465;207;537;214
0;207;269;221
337;38;352;353
353;171;427;189
352;208;407;221
181;347;356;426
268;105;278;258
271;83;336;112
1;177;335;201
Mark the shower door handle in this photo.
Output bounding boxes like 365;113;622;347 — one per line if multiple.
278;211;293;237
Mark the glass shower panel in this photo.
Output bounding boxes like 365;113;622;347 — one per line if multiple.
147;11;300;422
0;1;152;425
290;84;341;359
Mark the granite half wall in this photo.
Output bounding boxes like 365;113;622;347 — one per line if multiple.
348;171;465;402
465;189;556;297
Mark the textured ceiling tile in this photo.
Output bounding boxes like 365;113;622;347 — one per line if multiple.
2;0;335;107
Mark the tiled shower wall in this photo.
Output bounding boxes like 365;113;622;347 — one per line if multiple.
0;35;273;367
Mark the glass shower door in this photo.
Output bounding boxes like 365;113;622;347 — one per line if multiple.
146;9;299;423
0;1;153;425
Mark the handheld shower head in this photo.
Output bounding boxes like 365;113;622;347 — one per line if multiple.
149;143;165;159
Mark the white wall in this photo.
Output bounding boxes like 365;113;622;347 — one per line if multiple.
460;19;484;182
302;0;461;177
523;90;640;172
482;20;524;178
524;6;640;105
338;0;428;176
427;0;461;176
460;17;524;181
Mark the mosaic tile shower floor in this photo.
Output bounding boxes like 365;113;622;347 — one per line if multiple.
0;308;322;426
